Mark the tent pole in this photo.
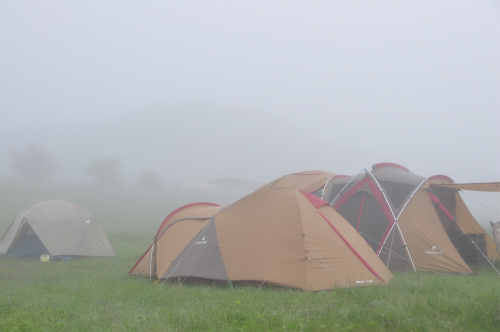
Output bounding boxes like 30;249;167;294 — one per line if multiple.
395;222;417;272
393;178;427;273
378;223;396;255
328;168;367;206
320;177;333;201
161;218;215;283
382;223;396;267
149;242;155;281
366;168;397;221
377;222;417;272
395;179;428;220
362;230;410;264
366;168;419;272
464;234;500;275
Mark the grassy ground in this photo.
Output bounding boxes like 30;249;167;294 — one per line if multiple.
1;178;499;332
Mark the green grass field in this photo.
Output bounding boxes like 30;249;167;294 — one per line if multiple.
1;178;499;332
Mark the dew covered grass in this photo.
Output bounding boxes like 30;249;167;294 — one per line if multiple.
1;179;499;331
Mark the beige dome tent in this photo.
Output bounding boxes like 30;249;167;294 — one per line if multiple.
0;200;116;259
130;188;392;291
322;163;498;273
129;202;223;278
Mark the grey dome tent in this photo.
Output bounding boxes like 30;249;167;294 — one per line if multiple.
0;200;116;259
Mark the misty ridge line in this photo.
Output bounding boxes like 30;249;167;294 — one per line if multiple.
1;143;499;232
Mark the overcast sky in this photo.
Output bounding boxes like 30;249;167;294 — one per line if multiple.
1;0;499;197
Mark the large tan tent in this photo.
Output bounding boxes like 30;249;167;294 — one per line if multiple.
0;200;116;259
130;188;392;291
322;163;497;273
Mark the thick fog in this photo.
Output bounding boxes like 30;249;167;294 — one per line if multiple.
1;1;499;217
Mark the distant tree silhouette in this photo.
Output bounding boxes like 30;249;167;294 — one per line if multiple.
9;143;58;180
85;157;122;186
133;170;164;192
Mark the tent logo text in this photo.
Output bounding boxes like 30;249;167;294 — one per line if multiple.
355;280;374;284
196;237;207;245
425;245;442;255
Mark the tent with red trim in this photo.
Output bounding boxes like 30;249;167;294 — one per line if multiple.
129;202;223;278
130;188;392;290
322;162;497;273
